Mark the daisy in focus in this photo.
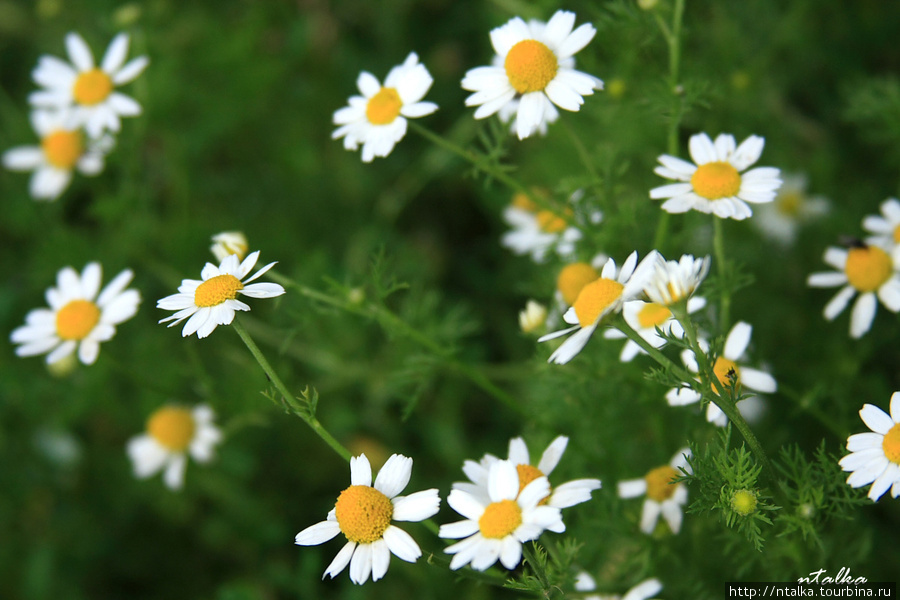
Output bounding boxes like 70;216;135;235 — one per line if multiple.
617;448;691;535
10;262;140;365
752;173;829;245
157;250;285;338
332;52;438;162
807;241;900;338
30;32;149;138
210;231;249;262
127;404;223;490
539;251;659;365
2;109;113;201
295;454;440;584
461;10;603;139
666;321;777;427
501;191;584;263
575;572;663;600
839;393;900;501
863;198;900;253
650;132;782;220
440;459;563;571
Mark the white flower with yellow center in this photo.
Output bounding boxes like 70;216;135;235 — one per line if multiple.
2;110;113;201
807;242;900;339
29;32;149;138
127;404;222;490
666;321;777;427
752;173;829;245
539;251;660;364
210;231;249;262
575;572;664;600
440;459;563;571
10;262;140;365
863;198;900;253
650;132;782;220
332;52;437;163
157;251;285;338
501;192;583;263
617;448;691;535
461;10;602;140
295;453;440;585
839;393;900;501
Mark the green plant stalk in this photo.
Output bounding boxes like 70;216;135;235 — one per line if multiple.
713;216;732;330
232;318;352;462
561;118;600;183
522;542;552;593
613;317;694;383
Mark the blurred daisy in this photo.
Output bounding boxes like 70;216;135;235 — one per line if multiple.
461;10;602;139
333;52;437;162
210;231;248;262
618;448;691;535
157;251;285;338
839;393;900;501
501;192;581;263
666;321;777;427
295;454;440;584
11;262;140;365
575;572;663;600
807;242;900;338
863;198;900;251
539;252;659;364
30;32;149;138
2;109;113;201
453;436;601;517
752;173;828;245
604;296;706;362
557;262;600;307
519;300;548;333
650;132;782;220
127;404;222;490
440;459;563;571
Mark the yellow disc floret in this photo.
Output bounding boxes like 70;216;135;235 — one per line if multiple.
690;161;742;200
776;191;803;217
511;192;538;213
730;489;758;516
478;499;522;539
515;464;551;505
55;299;100;340
712;357;740;394
844;246;892;293
72;68;113;106
557;263;599;306
893;226;900;244
573;278;625;327
637;302;672;329
645;465;679;502
883;423;900;465
148;407;196;451
334;485;394;543
194;274;244;308
366;87;402;125
504;39;558;94
41;130;84;169
536;210;568;233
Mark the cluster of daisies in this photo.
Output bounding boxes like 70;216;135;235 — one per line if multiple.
2;32;149;200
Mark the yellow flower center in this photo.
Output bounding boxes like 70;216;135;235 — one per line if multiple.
334;484;394;544
690;161;742;200
41;130;84;169
893;226;900;244
776;191;803;217
516;463;551;505
55;299;100;340
557;263;599;306
511;192;537;213
536;209;568;233
478;499;522;539
72;68;113;106
573;278;625;327
712;357;740;395
147;407;196;451
365;87;402;125
645;465;679;502
637;303;672;329
844;246;892;293
730;489;758;516
194;274;244;308
504;39;558;94
883;424;900;465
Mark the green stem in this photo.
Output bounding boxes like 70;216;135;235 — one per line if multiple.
613;317;694;382
231;318;352;462
561;118;600;183
522;542;552;593
713;216;731;330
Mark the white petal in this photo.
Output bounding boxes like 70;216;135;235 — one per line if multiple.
860;404;894;435
847;432;885;452
112;55;149;85
823;286;855;320
489;460;519;502
536;436;568;475
66;32;95;71
2;146;43;170
688;133;716;165
295;520;341;545
392;489;440;521
370;539;391;582
438;520;479;539
498;536;523;570
446;489;485;521
383;525;422;562
547;324;596;364
323;542;356;580
740;367;777;393
373;454;412;498
660;500;684;533
101;33;130;73
349;542;373;584
724;321;752;360
350;453;372;486
730;135;765;171
556;22;596;58
850;293;877;338
807;272;848;287
163;453;187;490
617;478;647;498
639;499;662;534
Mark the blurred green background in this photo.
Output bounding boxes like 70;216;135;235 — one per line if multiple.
2;0;900;598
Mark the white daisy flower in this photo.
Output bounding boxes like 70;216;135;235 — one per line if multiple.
461;10;602;140
650;132;782;220
2;109;113;201
643;253;711;307
617;448;691;535
295;453;440;584
501;193;582;263
497;95;558;137
210;231;249;262
575;572;664;600
332;52;438;162
29;32;149;138
10;262;140;365
863;197;900;251
157;250;285;339
440;459;563;571
807;242;900;338
452;436;601;517
538;251;660;365
666;322;777;427
839;393;900;501
519;300;548;333
127;404;223;490
604;296;706;362
752;173;828;245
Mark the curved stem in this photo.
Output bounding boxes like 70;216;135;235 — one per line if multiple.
613;317;694;383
